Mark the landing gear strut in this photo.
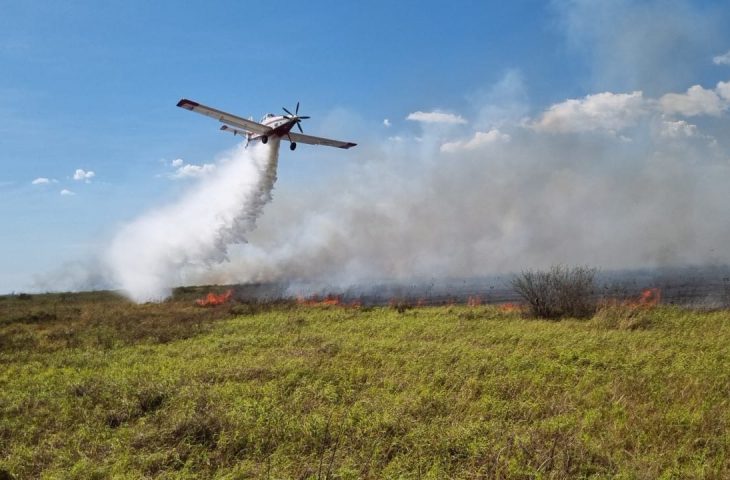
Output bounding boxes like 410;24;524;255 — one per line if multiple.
290;142;297;151
261;135;268;144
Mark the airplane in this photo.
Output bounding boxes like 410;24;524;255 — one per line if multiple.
177;99;357;151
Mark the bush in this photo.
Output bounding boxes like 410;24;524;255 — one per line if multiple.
511;265;598;319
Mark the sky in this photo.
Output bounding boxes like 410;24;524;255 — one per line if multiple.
2;0;730;294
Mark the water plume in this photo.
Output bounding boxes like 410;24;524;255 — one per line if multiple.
105;140;280;302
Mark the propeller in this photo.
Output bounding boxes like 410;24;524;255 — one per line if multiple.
282;102;310;133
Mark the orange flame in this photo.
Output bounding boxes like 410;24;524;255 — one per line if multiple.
601;287;662;309
466;296;483;307
196;289;233;307
296;295;361;308
637;287;661;307
498;302;523;313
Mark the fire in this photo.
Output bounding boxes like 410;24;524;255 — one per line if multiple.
637;287;661;307
297;294;340;307
296;295;361;308
600;287;662;309
466;296;483;307
498;302;522;313
195;289;233;307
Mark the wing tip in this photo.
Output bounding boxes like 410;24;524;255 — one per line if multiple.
176;98;199;110
340;142;357;149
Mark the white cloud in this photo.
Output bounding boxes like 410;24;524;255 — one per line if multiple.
534;91;646;133
383;118;391;127
73;168;95;182
716;81;730;101
440;129;511;153
31;177;50;185
166;158;216;179
406;111;467;125
171;162;216;179
659;120;698;138
713;50;730;66
659;85;724;117
60;189;75;196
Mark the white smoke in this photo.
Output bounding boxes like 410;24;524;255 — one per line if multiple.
105;141;280;302
192;80;730;292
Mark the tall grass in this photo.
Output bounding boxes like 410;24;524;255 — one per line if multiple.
1;291;728;478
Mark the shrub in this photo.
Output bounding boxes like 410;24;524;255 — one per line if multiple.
511;265;598;319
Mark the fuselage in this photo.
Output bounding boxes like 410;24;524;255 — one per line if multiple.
248;114;298;142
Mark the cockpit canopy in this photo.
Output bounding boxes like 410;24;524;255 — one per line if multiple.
260;113;276;123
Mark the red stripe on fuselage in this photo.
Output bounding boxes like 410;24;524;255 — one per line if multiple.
269;119;297;137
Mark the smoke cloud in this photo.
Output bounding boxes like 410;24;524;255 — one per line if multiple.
194;80;730;293
105;141;280;302
95;1;729;300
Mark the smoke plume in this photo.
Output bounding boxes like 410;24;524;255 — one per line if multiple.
105;141;280;302
194;82;730;294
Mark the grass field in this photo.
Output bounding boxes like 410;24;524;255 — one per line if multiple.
1;290;728;479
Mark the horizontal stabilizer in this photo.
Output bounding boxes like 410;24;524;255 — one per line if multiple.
220;125;248;137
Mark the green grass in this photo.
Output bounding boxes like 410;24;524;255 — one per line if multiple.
1;292;728;479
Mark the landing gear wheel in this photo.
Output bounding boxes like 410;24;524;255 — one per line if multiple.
290;142;297;151
261;136;268;144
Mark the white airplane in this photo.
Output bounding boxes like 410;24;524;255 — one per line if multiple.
177;99;357;151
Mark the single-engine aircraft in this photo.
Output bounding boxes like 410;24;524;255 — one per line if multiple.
177;99;357;151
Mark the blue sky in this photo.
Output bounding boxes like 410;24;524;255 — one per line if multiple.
2;0;730;293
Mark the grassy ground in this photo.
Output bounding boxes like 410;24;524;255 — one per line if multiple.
1;291;728;479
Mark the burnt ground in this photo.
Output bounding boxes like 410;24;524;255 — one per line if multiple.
231;265;730;308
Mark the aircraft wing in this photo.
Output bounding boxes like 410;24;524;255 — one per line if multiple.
287;132;357;149
177;99;272;135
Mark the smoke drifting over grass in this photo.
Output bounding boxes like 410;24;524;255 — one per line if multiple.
98;1;729;300
199;82;730;293
102;85;730;301
105;141;280;302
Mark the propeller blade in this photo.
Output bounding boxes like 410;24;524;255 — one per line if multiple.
297;122;303;133
298;115;311;119
283;107;293;116
296;102;300;114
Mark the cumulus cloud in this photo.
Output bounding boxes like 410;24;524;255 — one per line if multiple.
60;189;75;196
658;119;699;138
713;50;730;66
440;129;510;153
383;118;391;127
534;91;646;133
73;169;95;182
717;81;730;101
31;177;51;185
170;161;216;179
406;111;467;125
659;85;725;117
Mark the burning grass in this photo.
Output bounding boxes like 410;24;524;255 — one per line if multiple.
0;291;728;478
